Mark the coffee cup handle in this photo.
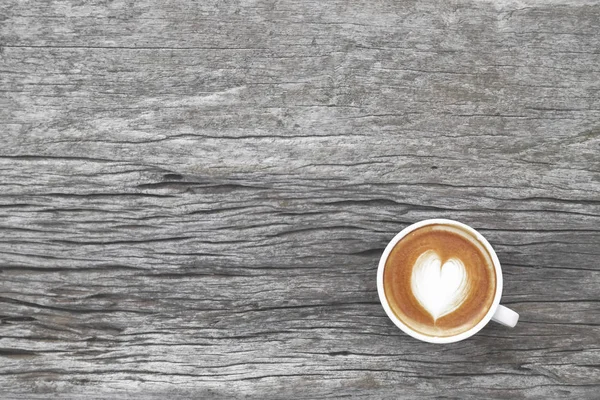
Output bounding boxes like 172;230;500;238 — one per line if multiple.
492;305;519;327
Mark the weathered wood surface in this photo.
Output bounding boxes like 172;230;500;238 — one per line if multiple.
1;0;600;398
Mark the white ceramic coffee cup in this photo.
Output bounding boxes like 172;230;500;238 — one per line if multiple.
377;219;519;344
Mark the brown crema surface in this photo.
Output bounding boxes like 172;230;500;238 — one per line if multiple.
384;224;497;337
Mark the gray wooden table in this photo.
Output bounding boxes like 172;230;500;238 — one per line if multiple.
1;0;600;398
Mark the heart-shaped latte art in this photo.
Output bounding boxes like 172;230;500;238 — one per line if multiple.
411;250;469;320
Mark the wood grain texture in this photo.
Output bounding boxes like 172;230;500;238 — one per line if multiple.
1;0;600;398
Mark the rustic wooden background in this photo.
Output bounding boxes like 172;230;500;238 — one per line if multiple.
1;0;600;398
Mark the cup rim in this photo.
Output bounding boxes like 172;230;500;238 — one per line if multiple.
376;219;503;344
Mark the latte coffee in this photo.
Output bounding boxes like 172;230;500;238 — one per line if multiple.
383;223;497;337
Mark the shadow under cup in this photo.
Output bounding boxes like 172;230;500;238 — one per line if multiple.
379;221;499;341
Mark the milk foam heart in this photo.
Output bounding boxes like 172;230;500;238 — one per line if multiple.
411;250;469;320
